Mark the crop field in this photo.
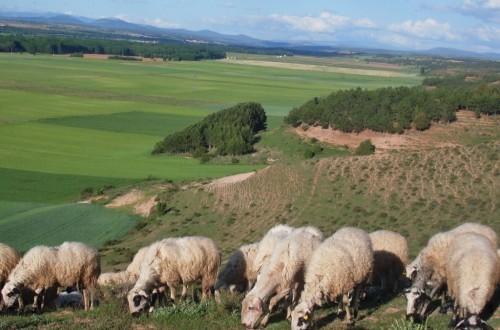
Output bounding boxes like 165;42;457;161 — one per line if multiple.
0;53;421;249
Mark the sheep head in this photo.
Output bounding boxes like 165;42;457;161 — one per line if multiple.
127;289;151;317
404;287;428;322
291;302;314;330
1;281;22;309
241;294;263;329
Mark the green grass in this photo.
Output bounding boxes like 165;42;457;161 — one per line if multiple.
0;202;140;251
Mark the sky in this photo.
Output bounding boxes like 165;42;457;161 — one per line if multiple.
1;0;499;53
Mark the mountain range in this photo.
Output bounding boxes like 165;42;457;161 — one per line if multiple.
1;11;499;60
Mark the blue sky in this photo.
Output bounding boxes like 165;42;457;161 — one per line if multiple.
1;0;499;53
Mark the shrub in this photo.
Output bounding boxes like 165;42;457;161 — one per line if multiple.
303;149;315;159
354;139;375;156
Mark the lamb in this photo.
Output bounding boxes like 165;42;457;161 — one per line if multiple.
241;226;323;329
291;227;374;330
2;242;100;311
445;232;500;329
406;222;498;320
368;230;409;295
215;242;258;294
127;236;220;316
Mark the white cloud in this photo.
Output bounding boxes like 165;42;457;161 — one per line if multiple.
144;18;180;29
454;0;500;22
389;18;460;41
268;11;375;33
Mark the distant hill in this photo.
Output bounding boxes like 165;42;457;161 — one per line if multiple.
1;11;499;60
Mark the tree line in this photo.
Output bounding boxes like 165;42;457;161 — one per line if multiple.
0;34;226;61
284;76;500;133
152;102;267;158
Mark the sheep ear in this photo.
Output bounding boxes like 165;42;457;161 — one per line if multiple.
139;290;148;298
254;298;263;312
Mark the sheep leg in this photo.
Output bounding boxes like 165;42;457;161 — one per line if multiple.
420;281;444;317
33;288;45;313
341;294;354;324
180;285;188;302
82;288;89;310
260;289;290;327
352;285;364;319
168;285;177;305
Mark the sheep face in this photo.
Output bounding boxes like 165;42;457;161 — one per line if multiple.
241;295;263;329
291;302;314;330
405;287;426;322
1;282;21;308
127;289;150;317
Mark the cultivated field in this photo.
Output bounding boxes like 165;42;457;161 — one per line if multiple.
0;53;420;249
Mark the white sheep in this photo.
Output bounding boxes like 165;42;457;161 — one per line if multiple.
369;230;409;294
445;232;500;329
291;227;374;329
1;242;100;311
0;243;21;310
406;222;498;319
127;236;220;316
215;242;258;294
251;224;294;277
241;226;323;329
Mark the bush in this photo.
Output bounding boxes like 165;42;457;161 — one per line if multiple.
354;139;375;156
303;149;315;159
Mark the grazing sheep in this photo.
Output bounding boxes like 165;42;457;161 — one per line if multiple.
127;236;220;316
369;230;409;294
215;242;258;294
290;227;374;330
406;222;498;320
241;227;323;329
445;233;500;329
251;224;294;277
2;242;100;311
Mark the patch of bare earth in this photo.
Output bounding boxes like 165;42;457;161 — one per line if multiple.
294;110;497;152
106;189;157;217
205;171;257;189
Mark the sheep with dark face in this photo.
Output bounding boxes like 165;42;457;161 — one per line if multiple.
2;242;100;311
405;222;498;321
291;227;373;330
127;236;220;316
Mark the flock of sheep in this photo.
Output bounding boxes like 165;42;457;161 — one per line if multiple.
0;221;499;330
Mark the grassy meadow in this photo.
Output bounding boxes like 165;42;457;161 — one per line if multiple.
2;52;499;329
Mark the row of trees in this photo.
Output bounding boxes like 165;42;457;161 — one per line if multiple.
285;77;499;133
152;102;267;157
0;34;226;61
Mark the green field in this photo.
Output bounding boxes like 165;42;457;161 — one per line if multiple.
0;53;421;248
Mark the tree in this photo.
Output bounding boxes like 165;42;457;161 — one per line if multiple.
413;108;431;131
354;139;375;156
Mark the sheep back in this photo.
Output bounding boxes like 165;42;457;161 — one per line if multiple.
449;222;498;249
56;242;100;289
369;230;409;283
216;242;258;291
252;224;294;275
